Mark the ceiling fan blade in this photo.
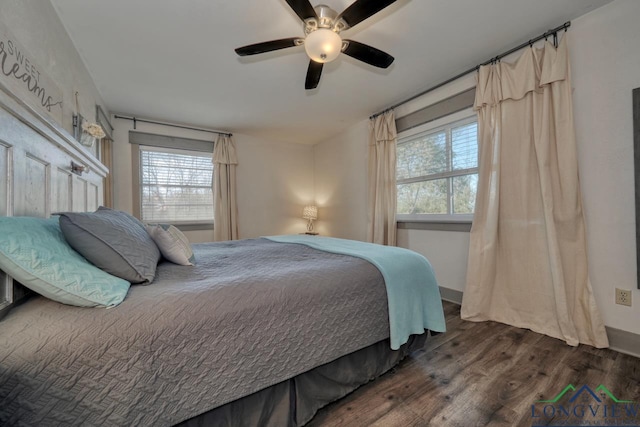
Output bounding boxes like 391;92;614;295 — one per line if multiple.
285;0;318;22
338;0;397;28
342;40;394;68
305;60;323;90
235;38;302;56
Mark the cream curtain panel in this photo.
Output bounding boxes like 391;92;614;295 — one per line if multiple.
368;111;397;246
461;36;608;348
213;134;239;241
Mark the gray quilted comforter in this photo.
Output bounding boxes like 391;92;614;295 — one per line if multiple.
0;238;390;426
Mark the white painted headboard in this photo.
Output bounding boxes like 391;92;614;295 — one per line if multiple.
0;83;107;315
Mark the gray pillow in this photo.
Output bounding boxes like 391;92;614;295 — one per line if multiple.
146;224;196;266
58;207;161;284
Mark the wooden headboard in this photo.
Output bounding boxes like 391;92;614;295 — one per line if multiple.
0;82;107;315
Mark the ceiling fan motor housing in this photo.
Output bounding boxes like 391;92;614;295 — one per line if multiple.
304;5;347;35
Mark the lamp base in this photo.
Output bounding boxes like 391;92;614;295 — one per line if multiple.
306;219;315;232
304;232;319;235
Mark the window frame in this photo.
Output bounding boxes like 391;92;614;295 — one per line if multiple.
396;108;478;224
133;144;214;228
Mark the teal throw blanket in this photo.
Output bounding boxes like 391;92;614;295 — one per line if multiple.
264;235;446;349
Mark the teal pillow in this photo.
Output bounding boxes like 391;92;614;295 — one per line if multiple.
0;216;130;307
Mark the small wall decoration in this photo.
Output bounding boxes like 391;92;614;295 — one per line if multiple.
73;92;105;148
0;24;63;124
73;113;105;148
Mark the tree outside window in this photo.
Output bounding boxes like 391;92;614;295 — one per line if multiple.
397;118;478;218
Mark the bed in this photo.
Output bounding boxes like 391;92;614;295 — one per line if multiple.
0;81;445;426
0;233;444;426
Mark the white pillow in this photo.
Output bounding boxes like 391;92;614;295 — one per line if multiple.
145;224;195;266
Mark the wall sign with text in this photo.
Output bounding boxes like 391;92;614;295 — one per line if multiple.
0;25;63;124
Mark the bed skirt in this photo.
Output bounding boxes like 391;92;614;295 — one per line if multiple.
176;333;427;427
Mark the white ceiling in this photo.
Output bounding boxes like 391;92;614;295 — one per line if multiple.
51;0;611;145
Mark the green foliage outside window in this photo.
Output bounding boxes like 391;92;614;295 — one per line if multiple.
397;119;478;216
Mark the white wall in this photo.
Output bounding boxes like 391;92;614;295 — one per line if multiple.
0;0;109;155
570;0;640;334
111;118;314;243
313;0;640;335
313;119;369;241
235;133;315;239
396;229;471;292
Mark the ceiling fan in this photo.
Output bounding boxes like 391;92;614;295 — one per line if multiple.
235;0;397;90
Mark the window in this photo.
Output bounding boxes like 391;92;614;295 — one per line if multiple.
396;115;478;221
138;146;214;224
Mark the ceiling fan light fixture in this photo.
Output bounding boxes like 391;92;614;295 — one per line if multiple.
234;0;398;89
304;28;342;63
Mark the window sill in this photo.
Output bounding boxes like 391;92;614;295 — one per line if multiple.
397;220;472;232
147;223;214;231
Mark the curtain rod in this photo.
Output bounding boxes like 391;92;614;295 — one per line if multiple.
114;115;232;137
370;21;571;120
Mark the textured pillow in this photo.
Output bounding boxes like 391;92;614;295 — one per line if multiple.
146;224;196;266
58;207;161;284
0;216;130;307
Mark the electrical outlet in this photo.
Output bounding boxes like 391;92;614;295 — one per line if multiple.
615;288;632;307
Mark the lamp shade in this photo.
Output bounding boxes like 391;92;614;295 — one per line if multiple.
304;29;342;63
302;205;318;220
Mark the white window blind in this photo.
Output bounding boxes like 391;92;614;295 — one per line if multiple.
397;116;478;219
139;146;213;224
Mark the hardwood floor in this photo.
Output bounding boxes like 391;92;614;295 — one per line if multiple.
308;302;640;427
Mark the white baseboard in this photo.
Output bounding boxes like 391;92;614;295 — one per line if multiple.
439;286;463;305
605;326;640;358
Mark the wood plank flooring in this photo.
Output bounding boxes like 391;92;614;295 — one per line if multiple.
308;302;640;427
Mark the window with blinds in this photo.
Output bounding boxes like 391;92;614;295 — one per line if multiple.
396;116;478;219
139;146;214;224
